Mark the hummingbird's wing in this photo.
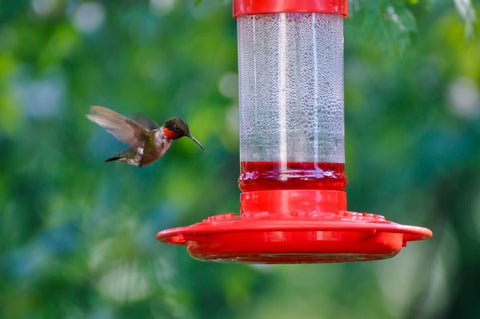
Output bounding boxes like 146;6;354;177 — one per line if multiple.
132;113;160;130
86;106;149;147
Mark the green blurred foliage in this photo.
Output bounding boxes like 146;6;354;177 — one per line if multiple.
0;0;479;318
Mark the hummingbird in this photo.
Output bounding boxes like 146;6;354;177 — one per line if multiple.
86;106;204;167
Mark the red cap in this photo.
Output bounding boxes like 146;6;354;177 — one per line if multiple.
233;0;348;18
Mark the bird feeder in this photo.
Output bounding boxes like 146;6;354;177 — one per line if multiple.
156;0;432;263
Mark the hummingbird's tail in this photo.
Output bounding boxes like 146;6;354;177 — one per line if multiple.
104;155;122;163
104;148;143;167
104;149;128;163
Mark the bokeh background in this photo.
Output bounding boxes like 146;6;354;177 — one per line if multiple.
1;0;479;318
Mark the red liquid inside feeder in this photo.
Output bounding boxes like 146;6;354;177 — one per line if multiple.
239;161;347;191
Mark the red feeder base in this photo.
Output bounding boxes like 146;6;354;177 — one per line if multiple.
156;190;432;264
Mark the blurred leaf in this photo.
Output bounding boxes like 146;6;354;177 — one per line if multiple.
349;0;419;53
454;0;477;38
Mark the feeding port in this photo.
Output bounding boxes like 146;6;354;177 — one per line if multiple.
156;0;432;263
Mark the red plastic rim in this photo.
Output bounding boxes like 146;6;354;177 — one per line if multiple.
233;0;348;18
157;190;432;264
156;214;432;263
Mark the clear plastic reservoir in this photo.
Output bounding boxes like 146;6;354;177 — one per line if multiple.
237;13;346;191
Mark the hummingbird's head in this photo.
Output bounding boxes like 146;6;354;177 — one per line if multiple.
163;117;205;150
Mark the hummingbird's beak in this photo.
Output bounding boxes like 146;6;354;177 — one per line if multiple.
188;135;205;150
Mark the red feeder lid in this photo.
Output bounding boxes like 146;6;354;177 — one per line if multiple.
233;0;349;18
157;190;432;264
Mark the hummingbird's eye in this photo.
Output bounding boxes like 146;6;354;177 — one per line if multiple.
173;124;180;132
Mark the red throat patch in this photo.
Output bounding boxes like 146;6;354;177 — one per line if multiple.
163;127;178;140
